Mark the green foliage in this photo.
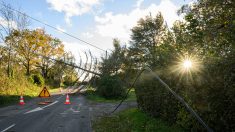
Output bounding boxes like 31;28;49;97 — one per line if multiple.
29;74;45;86
97;39;128;99
135;72;179;125
84;90;120;103
128;0;235;130
97;75;126;99
0;68;40;106
0;3;78;107
93;108;183;132
83;87;136;103
129;12;168;68
205;54;235;131
47;52;77;87
99;39;126;75
63;67;78;86
176;95;198;131
0;95;33;107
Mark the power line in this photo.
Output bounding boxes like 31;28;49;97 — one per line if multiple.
0;3;107;52
0;42;101;75
110;66;213;132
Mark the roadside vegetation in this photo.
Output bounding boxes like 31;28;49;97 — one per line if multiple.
93;0;235;131
0;2;79;106
0;0;234;131
93;108;182;132
83;86;136;103
0;69;39;106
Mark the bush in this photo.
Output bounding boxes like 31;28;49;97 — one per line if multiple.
97;75;126;99
29;74;45;86
135;72;179;125
205;54;235;131
134;53;235;131
0;68;40;106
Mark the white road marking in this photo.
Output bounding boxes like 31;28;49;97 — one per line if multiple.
24;107;43;114
60;106;80;115
24;101;58;114
41;101;58;109
1;124;15;132
70;107;80;113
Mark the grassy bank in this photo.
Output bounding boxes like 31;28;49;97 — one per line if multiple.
0;71;40;106
48;87;61;93
83;87;136;103
93;108;183;132
0;95;34;107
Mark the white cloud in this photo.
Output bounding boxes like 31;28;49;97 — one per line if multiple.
136;0;144;8
63;41;102;62
82;32;94;38
63;41;99;80
0;42;5;46
94;0;180;42
0;17;17;29
34;27;44;30
56;25;66;32
46;0;100;26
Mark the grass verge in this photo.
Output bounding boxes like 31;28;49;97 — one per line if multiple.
93;108;183;132
48;87;61;93
0;95;34;107
84;88;136;103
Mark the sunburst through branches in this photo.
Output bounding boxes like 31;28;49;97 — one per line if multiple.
170;54;202;81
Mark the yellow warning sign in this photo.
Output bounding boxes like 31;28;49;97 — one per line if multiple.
38;87;51;98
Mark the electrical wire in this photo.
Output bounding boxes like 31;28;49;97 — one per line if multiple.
0;3;107;52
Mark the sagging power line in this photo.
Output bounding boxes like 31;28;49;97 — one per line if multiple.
0;44;101;76
110;66;213;132
0;3;107;52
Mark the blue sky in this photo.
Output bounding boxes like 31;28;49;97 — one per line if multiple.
2;0;193;60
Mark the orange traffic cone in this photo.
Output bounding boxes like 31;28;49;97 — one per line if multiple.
64;94;71;104
19;95;25;105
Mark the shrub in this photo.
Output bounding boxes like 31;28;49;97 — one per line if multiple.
97;75;126;99
29;74;45;86
135;72;179;125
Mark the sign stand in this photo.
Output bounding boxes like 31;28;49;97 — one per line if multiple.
38;87;52;105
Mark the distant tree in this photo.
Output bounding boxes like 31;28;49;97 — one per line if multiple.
129;13;166;69
97;39;127;99
0;2;30;77
36;32;65;78
99;38;126;75
48;52;77;87
6;29;41;75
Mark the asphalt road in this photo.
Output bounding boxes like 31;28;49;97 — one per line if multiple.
0;89;92;132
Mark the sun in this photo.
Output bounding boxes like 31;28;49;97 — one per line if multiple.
170;54;202;80
183;59;192;69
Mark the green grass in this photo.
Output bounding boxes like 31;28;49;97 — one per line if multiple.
0;70;46;106
93;108;183;132
84;88;136;103
0;95;34;107
0;86;39;107
126;89;136;101
0;87;62;107
48;87;61;93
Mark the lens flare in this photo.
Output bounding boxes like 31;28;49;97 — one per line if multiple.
183;59;192;69
170;54;202;81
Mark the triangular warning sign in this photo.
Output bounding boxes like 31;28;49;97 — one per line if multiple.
38;87;51;98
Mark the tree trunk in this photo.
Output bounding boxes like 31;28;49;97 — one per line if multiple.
26;60;30;76
7;45;11;77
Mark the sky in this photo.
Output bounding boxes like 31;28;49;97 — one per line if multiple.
1;0;193;62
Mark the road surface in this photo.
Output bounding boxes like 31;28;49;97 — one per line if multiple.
0;90;92;132
0;85;137;132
